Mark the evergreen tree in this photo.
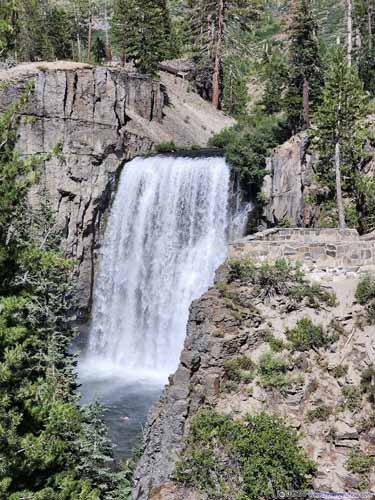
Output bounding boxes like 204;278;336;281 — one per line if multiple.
0;85;130;500
285;0;323;133
46;5;75;60
354;0;375;95
111;0;172;73
311;47;369;229
15;0;53;61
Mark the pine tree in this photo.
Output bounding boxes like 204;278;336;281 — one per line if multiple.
111;0;172;73
311;47;369;229
285;0;323;133
15;0;53;61
354;0;375;95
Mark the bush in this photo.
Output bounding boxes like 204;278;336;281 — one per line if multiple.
175;410;315;500
331;364;348;379
360;365;375;403
356;275;375;305
341;385;362;411
224;356;255;384
286;318;332;352
307;404;332;422
229;258;304;294
228;259;336;307
258;352;294;391
346;448;375;475
268;335;286;352
355;275;375;324
209;112;289;195
155;141;178;153
288;283;337;308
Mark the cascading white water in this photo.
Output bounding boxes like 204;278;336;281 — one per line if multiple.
85;155;230;381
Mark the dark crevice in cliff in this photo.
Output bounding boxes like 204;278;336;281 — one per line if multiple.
70;72;78;117
63;72;68;117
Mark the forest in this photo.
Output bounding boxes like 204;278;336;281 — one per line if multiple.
1;1;375;500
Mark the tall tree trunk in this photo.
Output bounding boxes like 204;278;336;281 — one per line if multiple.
87;14;93;64
347;0;353;66
212;0;225;109
303;77;310;129
368;0;373;52
104;0;112;63
77;34;82;62
335;140;346;229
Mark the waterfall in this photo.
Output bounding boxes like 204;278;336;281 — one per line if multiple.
85;155;230;381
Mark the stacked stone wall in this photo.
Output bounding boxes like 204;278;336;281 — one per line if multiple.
230;228;375;272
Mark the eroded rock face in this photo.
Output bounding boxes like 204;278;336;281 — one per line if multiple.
0;62;233;310
134;230;375;500
262;133;316;227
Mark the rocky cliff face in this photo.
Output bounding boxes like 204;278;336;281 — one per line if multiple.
261;133;316;228
0;61;233;310
134;229;375;500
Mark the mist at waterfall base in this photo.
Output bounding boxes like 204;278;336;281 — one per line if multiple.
78;155;230;457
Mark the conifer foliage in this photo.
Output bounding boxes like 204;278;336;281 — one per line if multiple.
312;47;369;229
0;88;130;499
285;0;322;133
111;0;172;73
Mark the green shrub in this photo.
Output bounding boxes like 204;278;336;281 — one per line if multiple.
331;364;348;379
228;258;304;294
258;352;294;391
209;112;289;195
356;275;375;324
224;356;255;384
356;275;375;305
288;283;337;308
306;404;332;422
228;259;336;307
221;379;239;393
286;318;332;352
268;335;286;353
346;448;375;475
341;385;362;411
175;410;315;500
155;141;178;153
360;365;375;403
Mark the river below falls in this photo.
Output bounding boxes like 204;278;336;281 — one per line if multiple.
78;370;163;459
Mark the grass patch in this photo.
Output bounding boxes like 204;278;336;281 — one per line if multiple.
175;410;315;500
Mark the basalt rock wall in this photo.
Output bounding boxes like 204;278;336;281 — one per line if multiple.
0;62;233;310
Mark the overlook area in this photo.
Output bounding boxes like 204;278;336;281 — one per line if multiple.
1;1;375;500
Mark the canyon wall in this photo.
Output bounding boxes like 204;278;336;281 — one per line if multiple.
0;62;233;309
134;229;375;500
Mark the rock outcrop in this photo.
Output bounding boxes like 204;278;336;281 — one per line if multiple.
0;61;233;309
262;133;315;227
134;229;375;500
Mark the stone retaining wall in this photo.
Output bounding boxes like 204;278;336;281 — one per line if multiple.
246;228;360;242
229;228;375;272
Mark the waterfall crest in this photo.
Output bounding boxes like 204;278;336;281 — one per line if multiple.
86;155;229;380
